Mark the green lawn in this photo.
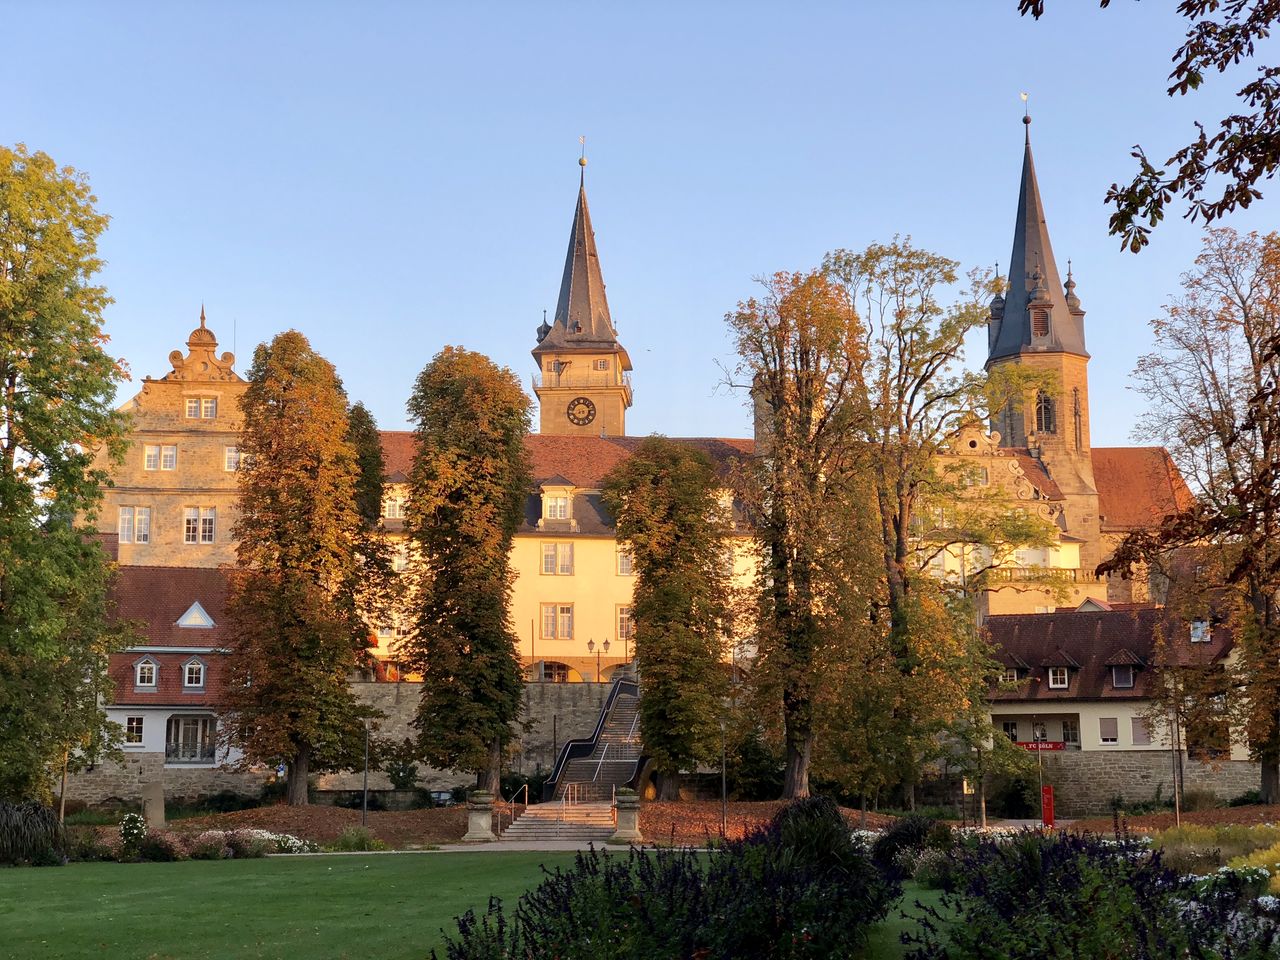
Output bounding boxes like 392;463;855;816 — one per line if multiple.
0;852;575;960
0;856;947;960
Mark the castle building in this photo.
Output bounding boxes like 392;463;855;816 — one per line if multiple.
78;120;1202;808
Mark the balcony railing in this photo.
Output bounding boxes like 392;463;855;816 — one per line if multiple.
988;567;1099;584
532;370;634;393
165;743;216;764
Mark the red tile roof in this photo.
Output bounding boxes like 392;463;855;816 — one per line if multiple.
380;432;756;489
1092;447;1195;532
110;651;223;706
1011;451;1064;500
112;566;231;647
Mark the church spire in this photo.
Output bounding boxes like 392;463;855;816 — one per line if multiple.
987;115;1088;365
533;159;625;356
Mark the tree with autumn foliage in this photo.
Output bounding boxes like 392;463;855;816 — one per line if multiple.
1104;228;1280;799
602;436;731;800
726;269;873;798
400;347;530;795
0;143;132;802
222;331;382;806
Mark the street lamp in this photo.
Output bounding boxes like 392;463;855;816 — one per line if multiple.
602;638;611;681
362;717;372;827
588;638;601;683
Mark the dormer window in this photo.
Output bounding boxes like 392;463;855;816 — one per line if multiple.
1047;666;1069;689
183;659;206;689
1032;308;1050;338
1112;665;1135;689
176;601;215;629
1000;668;1020;685
135;658;157;688
544;495;569;520
1190;620;1210;643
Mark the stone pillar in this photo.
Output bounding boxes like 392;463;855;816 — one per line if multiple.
141;781;166;829
462;790;496;842
609;788;642;844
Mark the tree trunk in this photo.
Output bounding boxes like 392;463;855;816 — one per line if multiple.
1263;761;1280;805
782;738;811;799
656;770;681;801
477;736;502;796
978;779;988;829
287;745;310;806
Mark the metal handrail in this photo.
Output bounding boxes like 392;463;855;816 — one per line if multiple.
545;675;639;799
497;782;529;835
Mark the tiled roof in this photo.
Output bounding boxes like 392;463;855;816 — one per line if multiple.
1092;447;1195;532
112;565;230;647
1010;450;1064;500
380;432;756;491
986;606;1232;701
109;651;223;706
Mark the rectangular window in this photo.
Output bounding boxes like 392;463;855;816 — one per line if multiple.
165;716;216;763
1000;668;1019;685
125;716;144;745
119;507;135;543
540;603;574;639
393;547;409;572
184;507;216;544
618;605;634;641
135;507;150;543
185;662;205;688
224;446;240;471
1190;620;1210;643
1131;717;1152;746
1100;717;1119;744
1048;667;1069;689
135;661;156;687
1112;665;1134;689
144;445;160;470
185;398;200;418
383;498;405;519
617;547;635;576
160;445;177;470
544;495;569;520
1062;718;1080;745
1001;720;1018;742
593;359;609;371
541;542;573;575
185;398;217;418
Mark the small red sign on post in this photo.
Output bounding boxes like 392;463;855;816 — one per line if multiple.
1041;785;1055;828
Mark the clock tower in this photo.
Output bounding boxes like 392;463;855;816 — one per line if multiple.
532;159;633;437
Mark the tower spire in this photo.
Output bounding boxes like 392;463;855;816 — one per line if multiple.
986;115;1088;365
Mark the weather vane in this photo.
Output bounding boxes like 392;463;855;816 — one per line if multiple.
579;135;587;168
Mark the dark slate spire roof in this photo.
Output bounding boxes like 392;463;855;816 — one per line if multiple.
534;169;628;363
987;118;1088;365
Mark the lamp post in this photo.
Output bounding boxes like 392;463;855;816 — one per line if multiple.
602;638;611;681
720;716;728;838
362;717;372;827
588;638;600;683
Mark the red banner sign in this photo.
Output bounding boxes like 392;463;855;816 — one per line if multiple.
1042;785;1055;828
1016;740;1065;751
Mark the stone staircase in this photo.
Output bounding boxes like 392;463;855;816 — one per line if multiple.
499;801;615;842
553;692;642;801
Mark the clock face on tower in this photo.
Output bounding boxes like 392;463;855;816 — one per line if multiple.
566;397;597;426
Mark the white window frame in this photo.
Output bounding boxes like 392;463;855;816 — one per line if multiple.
617;547;635;576
184;660;205;689
541;542;573;576
593;358;609;371
125;716;144;745
383;498;406;519
185;397;217;419
135;659;157;688
1000;668;1019;685
544;495;569;520
1062;718;1080;745
184;507;216;544
617;605;634;641
1099;717;1119;744
540;603;573;639
224;446;240;472
119;506;135;544
1048;667;1069;689
160;445;177;471
143;445;160;471
1190;620;1210;643
1112;665;1135;689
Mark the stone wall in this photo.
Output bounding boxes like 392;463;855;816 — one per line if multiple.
1039;749;1260;817
63;752;269;807
67;681;612;804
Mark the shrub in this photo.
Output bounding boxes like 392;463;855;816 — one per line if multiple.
329;826;386;852
188;831;233;861
906;830;1280;959
911;847;956;890
67;828;113;863
1181;788;1222;812
1153;823;1280;875
1229;842;1280;893
871;814;936;873
0;801;66;866
135;832;185;862
1230;788;1264;807
201;790;260;813
435;797;900;959
119;812;146;853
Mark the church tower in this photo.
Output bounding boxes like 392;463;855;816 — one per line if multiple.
532;159;633;437
987;116;1102;572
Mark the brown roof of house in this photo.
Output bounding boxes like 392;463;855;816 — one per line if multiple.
1092;447;1195;532
986;606;1231;702
109;650;224;706
1011;450;1064;500
379;432;756;490
112;565;231;647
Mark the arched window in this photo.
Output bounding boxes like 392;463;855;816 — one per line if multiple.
1035;391;1056;434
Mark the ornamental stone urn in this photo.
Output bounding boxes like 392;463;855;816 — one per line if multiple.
462;789;497;842
609;787;643;844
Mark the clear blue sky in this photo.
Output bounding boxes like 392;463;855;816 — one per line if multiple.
4;1;1276;445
